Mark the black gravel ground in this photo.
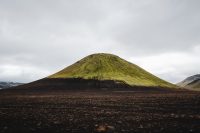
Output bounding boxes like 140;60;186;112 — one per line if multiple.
0;90;200;133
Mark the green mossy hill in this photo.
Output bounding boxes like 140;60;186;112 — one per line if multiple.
48;53;175;88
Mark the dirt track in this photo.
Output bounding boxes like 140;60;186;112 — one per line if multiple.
0;91;200;133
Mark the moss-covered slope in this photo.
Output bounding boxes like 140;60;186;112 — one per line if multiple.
48;53;175;88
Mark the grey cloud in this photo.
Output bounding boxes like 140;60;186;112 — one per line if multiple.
107;0;200;54
0;0;199;83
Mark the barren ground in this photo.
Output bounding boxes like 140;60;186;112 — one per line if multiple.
0;90;200;133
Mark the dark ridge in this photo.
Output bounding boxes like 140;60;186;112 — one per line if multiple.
4;78;181;92
187;79;200;85
185;74;200;82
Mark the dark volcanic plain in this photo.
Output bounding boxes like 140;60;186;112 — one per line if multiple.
0;90;200;133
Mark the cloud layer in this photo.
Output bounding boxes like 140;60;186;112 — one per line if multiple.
0;0;199;83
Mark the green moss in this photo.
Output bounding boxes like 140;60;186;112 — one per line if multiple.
48;53;176;88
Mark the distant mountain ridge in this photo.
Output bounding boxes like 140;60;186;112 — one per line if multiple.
177;74;200;91
0;81;23;89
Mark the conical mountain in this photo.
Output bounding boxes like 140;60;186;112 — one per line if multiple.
9;53;177;91
48;53;174;88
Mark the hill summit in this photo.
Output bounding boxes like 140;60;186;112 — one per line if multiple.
48;53;174;88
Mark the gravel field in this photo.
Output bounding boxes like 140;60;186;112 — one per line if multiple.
0;91;200;133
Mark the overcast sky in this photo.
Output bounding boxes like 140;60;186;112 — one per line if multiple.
0;0;200;83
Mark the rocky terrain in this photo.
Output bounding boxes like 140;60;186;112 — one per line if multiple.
0;90;199;133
